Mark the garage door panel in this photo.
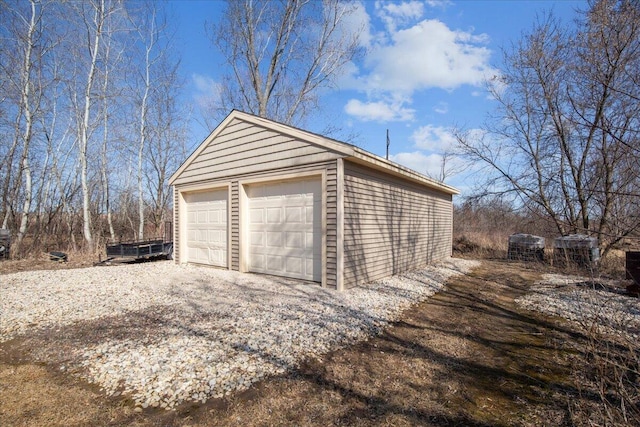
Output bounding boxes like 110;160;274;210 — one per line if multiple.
185;189;228;267
285;231;302;248
305;232;315;249
209;248;225;266
250;210;263;225
267;231;282;247
305;206;314;223
247;178;321;282
250;231;264;246
208;229;225;245
267;255;284;272
250;254;265;270
286;257;303;275
267;208;281;223
285;206;302;222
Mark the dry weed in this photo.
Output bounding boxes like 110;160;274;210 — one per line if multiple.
0;249;99;275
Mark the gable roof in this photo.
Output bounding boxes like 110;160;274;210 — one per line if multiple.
169;110;459;195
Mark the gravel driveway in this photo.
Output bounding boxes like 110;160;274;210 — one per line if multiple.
516;273;640;338
0;258;477;409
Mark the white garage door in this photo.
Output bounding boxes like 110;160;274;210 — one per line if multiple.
247;178;321;282
185;189;228;267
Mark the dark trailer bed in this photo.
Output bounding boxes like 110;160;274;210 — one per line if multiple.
105;238;173;260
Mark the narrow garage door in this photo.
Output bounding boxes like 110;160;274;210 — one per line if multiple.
247;178;321;282
185;189;228;267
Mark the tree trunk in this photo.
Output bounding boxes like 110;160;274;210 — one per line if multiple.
15;1;38;246
78;0;107;252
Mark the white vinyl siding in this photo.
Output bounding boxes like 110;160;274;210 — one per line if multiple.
184;190;228;267
246;178;322;282
342;161;453;289
230;181;240;270
325;162;338;289
172;118;344;186
173;186;180;263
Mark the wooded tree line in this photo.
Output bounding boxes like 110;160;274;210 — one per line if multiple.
457;0;640;257
2;0;637;261
0;0;362;257
0;0;188;255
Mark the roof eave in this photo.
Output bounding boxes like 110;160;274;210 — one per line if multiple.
170;110;460;196
349;147;460;195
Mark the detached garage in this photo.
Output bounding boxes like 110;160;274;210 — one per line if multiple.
169;110;458;291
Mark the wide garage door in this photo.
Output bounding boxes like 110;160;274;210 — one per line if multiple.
185;189;228;267
247;178;321;282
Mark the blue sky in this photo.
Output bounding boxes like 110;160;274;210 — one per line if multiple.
170;0;584;195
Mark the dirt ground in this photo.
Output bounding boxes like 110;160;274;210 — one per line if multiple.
0;260;590;426
0;254;96;275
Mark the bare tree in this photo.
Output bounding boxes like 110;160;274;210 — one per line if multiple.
0;0;54;248
10;0;38;243
209;0;362;126
130;4;160;240
67;0;124;251
98;9;125;243
426;150;468;183
0;0;185;255
456;0;640;256
0;3;22;230
144;53;188;236
72;0;104;250
126;2;186;241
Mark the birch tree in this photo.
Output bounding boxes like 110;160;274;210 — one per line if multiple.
100;38;117;243
144;54;188;234
12;0;38;243
130;5;160;240
0;0;51;246
0;0;185;254
97;2;128;243
68;0;123;251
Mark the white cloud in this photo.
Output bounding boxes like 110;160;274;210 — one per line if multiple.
379;1;424;19
425;0;452;8
389;151;444;177
192;73;221;109
376;1;424;32
410;125;457;151
338;1;373;48
344;4;499;123
344;98;415;122
391;149;469;182
434;102;449;114
363;19;496;93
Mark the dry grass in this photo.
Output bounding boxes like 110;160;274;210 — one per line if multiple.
453;232;508;260
1;259;606;426
0;363;136;427
598;249;627;279
453;232;628;282
0;250;101;275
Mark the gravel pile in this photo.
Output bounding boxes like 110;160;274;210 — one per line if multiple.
0;258;478;409
515;273;640;338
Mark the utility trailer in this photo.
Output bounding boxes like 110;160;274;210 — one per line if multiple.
105;238;173;260
98;222;173;264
